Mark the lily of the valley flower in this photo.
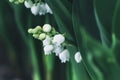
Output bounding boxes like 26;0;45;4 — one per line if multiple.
44;3;53;14
31;3;40;15
43;24;52;33
74;51;82;63
44;45;54;55
53;44;64;56
28;24;70;63
52;34;65;45
59;49;70;63
42;36;51;46
24;0;33;8
38;3;47;15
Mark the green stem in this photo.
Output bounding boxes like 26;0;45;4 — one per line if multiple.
27;15;41;80
29;39;41;80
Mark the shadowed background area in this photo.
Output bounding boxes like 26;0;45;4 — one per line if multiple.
1;0;120;80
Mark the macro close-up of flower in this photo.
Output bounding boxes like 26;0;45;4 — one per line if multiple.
0;0;120;80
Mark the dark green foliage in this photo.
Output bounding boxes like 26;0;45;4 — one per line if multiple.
0;0;120;80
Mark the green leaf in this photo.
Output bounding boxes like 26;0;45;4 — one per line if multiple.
81;28;120;80
46;0;75;41
112;0;120;40
72;0;99;79
67;46;90;80
93;0;117;46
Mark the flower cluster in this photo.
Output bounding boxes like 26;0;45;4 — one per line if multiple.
9;0;52;16
9;0;24;4
28;24;70;63
24;1;52;16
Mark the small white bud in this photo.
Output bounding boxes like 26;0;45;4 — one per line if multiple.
24;0;33;8
53;34;65;45
44;45;54;55
43;24;52;32
74;51;82;63
44;3;53;14
59;49;70;63
43;36;51;46
39;33;46;40
31;3;40;15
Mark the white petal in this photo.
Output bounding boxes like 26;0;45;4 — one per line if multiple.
43;36;51;46
52;34;65;45
24;0;33;8
44;3;53;14
53;44;64;56
31;3;40;15
74;51;82;63
44;45;54;55
59;49;70;63
39;3;47;15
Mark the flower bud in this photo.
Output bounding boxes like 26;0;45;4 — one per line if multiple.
74;51;82;63
43;24;52;32
9;0;14;2
24;0;33;8
18;0;24;3
32;26;41;34
44;45;54;55
59;49;70;63
39;33;46;40
33;34;39;39
28;28;33;33
53;34;65;45
35;26;42;31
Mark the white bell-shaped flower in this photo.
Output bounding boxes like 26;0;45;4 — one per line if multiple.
59;49;70;63
74;51;82;63
44;45;54;55
31;3;40;15
44;3;53;14
43;24;52;32
24;0;33;8
39;3;47;15
43;36;51;46
52;34;65;45
53;44;64;56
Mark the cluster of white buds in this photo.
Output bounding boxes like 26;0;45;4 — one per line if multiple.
9;0;24;4
28;24;70;63
24;0;53;16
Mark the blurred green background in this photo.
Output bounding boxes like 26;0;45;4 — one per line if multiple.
0;0;120;80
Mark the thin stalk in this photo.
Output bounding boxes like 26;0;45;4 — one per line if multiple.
27;15;41;80
43;14;53;80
